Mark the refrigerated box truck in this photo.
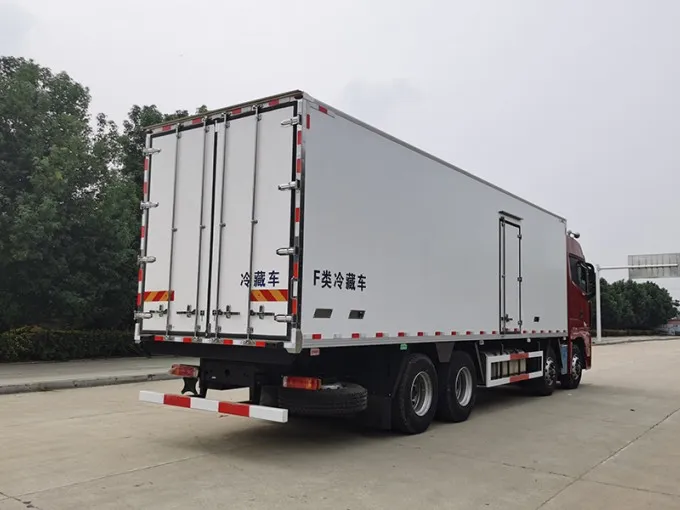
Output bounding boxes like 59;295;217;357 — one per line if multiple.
136;90;596;434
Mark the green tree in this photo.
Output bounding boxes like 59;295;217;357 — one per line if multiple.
598;277;677;331
119;104;208;188
0;57;136;330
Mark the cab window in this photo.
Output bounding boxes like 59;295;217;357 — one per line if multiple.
569;256;588;293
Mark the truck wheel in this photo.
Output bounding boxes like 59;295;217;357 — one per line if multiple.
528;345;557;396
392;353;438;434
559;344;583;390
278;382;367;417
436;351;477;423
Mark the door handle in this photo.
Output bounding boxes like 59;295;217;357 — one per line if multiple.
177;305;197;317
213;305;240;319
250;305;275;319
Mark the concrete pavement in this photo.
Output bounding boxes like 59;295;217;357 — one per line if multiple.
0;340;679;509
593;335;675;345
0;356;195;395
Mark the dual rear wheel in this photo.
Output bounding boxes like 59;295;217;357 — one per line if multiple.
392;351;477;434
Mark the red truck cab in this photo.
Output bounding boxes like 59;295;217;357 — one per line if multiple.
566;233;596;372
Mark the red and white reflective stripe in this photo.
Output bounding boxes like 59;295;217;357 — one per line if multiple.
150;95;298;135
315;104;334;117
304;330;567;341
486;370;543;388
137;138;151;310
139;391;288;423
153;336;267;347
221;339;267;348
489;350;542;363
286;98;304;351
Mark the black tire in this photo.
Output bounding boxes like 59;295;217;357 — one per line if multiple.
278;382;367;417
436;351;477;423
559;344;584;390
528;344;558;396
392;353;438;434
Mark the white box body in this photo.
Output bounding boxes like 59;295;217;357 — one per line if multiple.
138;91;568;352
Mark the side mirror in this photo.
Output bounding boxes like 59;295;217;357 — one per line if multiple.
585;263;596;299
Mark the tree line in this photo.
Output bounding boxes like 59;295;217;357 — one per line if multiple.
0;57;677;333
0;57;199;331
596;279;678;332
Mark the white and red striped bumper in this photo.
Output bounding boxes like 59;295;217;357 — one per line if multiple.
139;391;288;423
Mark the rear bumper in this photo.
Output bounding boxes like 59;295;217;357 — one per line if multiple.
139;390;288;423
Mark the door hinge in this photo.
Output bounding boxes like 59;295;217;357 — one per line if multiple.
278;180;300;191
142;147;161;155
140;201;159;210
276;246;298;256
280;115;301;127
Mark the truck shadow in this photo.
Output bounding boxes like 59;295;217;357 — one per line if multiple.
157;386;548;459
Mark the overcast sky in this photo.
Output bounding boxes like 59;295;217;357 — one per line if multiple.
2;0;679;297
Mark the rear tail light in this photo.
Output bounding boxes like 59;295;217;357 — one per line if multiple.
168;364;199;378
282;376;321;391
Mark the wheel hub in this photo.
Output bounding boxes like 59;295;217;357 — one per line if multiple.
410;371;433;417
455;366;473;407
545;357;556;385
571;354;582;380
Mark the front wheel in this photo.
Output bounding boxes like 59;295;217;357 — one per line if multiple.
559;344;584;390
528;344;557;396
392;353;438;434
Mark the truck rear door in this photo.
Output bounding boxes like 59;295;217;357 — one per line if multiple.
141;120;215;338
210;103;297;341
139;100;297;344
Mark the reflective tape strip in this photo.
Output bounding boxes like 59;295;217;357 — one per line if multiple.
143;290;175;302
303;331;564;342
486;370;543;388
490;351;542;363
139;391;288;423
150;96;298;134
250;289;289;302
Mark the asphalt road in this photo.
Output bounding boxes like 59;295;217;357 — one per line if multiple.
1;340;679;510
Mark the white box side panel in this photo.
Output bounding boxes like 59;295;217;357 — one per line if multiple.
300;105;568;344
